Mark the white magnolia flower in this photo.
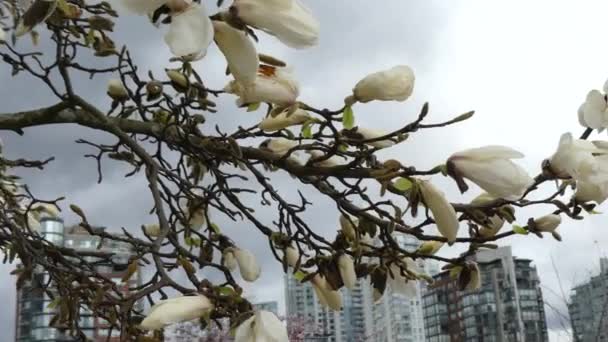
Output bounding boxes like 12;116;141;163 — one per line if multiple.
260;138;299;156
107;79;129;101
416;241;444;256
306;150;345;167
388;257;419;298
347;127;394;149
549;133;605;179
311;274;342;310
0;28;6;42
259;109;310;132
213;21;259;86
575;178;608;204
352;65;415;103
234;248;261;282
579;89;608;130
222;248;238;271
338;254;357;290
235;310;289;342
143;224;161;237
448;146;533;200
339;214;357;241
418;180;459;243
232;0;319;49
164;3;214;60
284;246;299;268
140;295;213;330
225;67;299;106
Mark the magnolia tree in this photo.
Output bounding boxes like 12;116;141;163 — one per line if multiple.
0;0;606;340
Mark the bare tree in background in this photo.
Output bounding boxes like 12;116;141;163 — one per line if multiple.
1;0;607;340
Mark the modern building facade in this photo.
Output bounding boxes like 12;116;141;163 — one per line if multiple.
568;257;608;342
422;246;549;342
285;234;437;342
253;301;279;315
14;218;140;342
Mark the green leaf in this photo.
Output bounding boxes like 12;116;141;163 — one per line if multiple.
247;102;261;112
393;178;413;192
47;298;62;309
338;144;349;152
512;225;529;235
342;106;355;129
210;223;221;235
449;266;463;279
294;270;308;282
301;122;313;138
218;286;236;296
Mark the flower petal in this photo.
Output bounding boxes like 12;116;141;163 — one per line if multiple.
164;4;214;59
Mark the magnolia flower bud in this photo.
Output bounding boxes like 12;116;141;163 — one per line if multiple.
213;21;259;86
32;203;60;218
166;69;190;92
339;214;357;241
416;241;444;256
164;3;214;60
234;248;261;282
343;127;394;149
234;310;289;342
353;65;415;103
222;248;238;271
311;274;342;311
533;214;561;232
448;146;533;200
360;233;374;252
471;193;505;237
338;254;357;290
140;295;213;330
224;67;299;106
460;263;481;291
143;224;161;237
418;180;459;243
259;138;298;156
186;207;206;230
146;81;163;101
231;0;320;49
258;109;311;132
387;257;419;298
15;0;58;37
107;79;129;101
285;246;299;268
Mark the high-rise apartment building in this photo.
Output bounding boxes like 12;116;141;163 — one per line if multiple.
285;234;437;342
422;246;548;342
568;258;608;342
14;218;140;342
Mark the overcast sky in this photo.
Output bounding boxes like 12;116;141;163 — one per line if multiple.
3;1;608;341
